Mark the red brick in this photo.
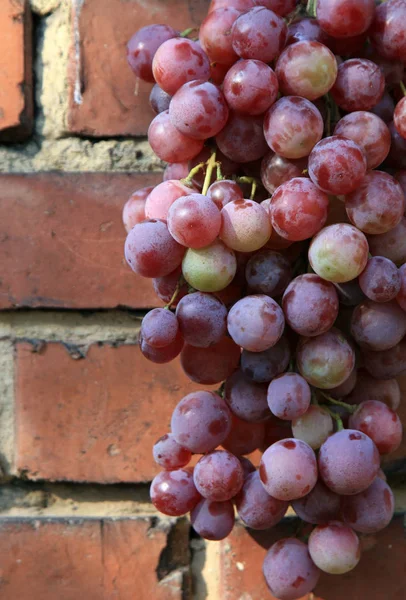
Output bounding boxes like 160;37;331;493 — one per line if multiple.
0;173;162;309
68;0;210;137
0;518;186;599
220;518;406;600
0;0;33;141
15;342;215;483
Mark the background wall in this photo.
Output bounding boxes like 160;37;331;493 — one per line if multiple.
0;1;404;598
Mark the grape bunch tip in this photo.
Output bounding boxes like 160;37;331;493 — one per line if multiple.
123;1;406;598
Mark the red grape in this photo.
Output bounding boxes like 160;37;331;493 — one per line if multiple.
153;433;191;470
287;18;327;45
346;369;401;410
148;111;204;163
241;336;291;383
261;152;307;195
318;429;380;495
394;96;406;139
236;471;288;530
209;0;254;12
260;439;318;501
349;400;403;455
122;186;153;232
264;97;324;159
368;217;406;266
152;38;211;95
167;193;221;249
227;295;285;352
333;112;390;170
163;162;189;182
331;59;385;112
152;267;187;305
223;414;265;456
292;480;340;524
207;180;243;210
223;59;279;116
308;522;361;574
181;337;241;385
231;7;287;63
370;0;406;63
150;468;201;516
268;373;311;421
220;199;271;252
175;292;227;349
282;274;339;337
194;450;244;501
225;370;270;422
397;263;406;311
371;91;396;123
239;456;256;479
140;330;184;364
199;7;241;66
386;121;406;170
341;477;395;534
216;112;268;163
171;391;232;453
145;179;190;221
191;499;235;541
351;300;406;351
316;0;375;38
127;24;178;82
125;219;185;278
327;367;357;398
308;136;367;195
363;338;406;380
182;239;237;292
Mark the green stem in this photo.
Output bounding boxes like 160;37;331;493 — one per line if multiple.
306;0;317;17
180;162;205;188
216;162;224;181
322;405;344;431
164;280;181;310
400;81;406;96
250;180;257;200
320;392;357;413
202;151;217;195
180;27;197;38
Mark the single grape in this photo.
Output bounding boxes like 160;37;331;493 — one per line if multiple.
397;263;406;311
260;439;318;501
140;330;184;364
207;180;243;210
282;274;339;337
231;7;287;63
227;295;285;352
263;538;321;600
191;498;235;541
169;80;229;140
264;97;324;160
220;199;271;252
122;186;153;232
308;522;361;575
368;217;406;266
341;477;395;534
261;152;307;196
246;250;292;297
292;480;341;524
149;84;172;114
153;434;192;470
309;223;369;283
275;41;338;101
125;219;185;278
370;0;406;63
222;414;265;455
141;308;179;348
270;178;329;241
267;373;311;421
318;429;380;495
148;111;204;163
287;18;327;45
241;336;291;383
327;367;357;398
225;370;270;422
346;369;401;410
359;257;401;303
171;391;232;453
145;180;190;221
152;38;211;95
349;400;403;455
167;193;221;249
292;406;334;450
175;292;227;348
152;267;187;305
297;328;355;389
394;96;406;139
163;162;189;182
236;471;288;530
199;7;241;66
371;91;396;123
334;112;391;170
127;24;178;82
363;338;406;380
216;112;268;163
351;300;406;351
181;337;241;385
182;239;237;293
150;468;201;516
308;136;367;195
316;0;375;38
223;59;278;116
194;450;244;501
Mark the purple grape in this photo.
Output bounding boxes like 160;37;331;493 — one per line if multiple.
216;112;268;163
239;456;256;479
181;337;241;384
225;370;270;423
227;295;285;352
236;471;288;530
359;256;401;303
241;336;291;383
261;152;307;196
141;308;179;348
193;450;244;501
153;434;191;470
351;300;406;351
368;217;406;267
222;414;265;456
140;330;184;364
260;439;318;501
191;498;235;540
308;522;361;574
175;292;227;348
363;338;406;379
349;400;403;455
149;84;172;114
292;480;341;525
267;373;311;421
246;250;292;297
341;477;395;534
127;24;178;82
150;468;201;516
171;391;232;453
346;369;401;410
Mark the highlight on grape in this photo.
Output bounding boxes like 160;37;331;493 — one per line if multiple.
124;1;406;597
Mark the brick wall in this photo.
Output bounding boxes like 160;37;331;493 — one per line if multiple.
0;1;404;598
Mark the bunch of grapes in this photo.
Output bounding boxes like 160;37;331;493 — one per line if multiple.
123;0;406;598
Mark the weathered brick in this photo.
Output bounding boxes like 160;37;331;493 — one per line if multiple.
220;517;406;600
0;518;186;599
15;341;214;483
0;0;33;141
0;173;161;309
68;0;210;137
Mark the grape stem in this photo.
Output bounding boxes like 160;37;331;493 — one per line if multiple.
216;162;224;181
322;405;344;431
320;392;357;413
237;176;259;200
306;0;317;18
179;27;198;38
181;162;205;187
164;279;182;310
202;151;217;195
400;81;406;96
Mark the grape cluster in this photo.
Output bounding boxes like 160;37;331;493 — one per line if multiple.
124;0;406;598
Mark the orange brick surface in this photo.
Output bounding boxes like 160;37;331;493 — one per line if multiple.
15;342;215;483
0;173;161;309
68;0;210;137
0;0;33;141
